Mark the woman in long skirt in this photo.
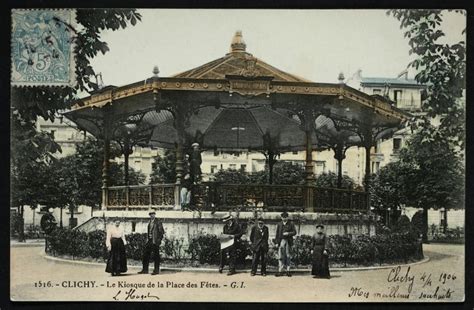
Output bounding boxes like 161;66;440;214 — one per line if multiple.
105;218;128;276
311;224;330;279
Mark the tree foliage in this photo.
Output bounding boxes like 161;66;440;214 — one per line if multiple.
272;162;305;185
214;168;250;184
371;130;464;212
314;171;356;190
212;161;306;185
387;9;466;150
370;161;415;211
11;9;141;224
57;137;145;209
149;149;178;184
397;131;464;211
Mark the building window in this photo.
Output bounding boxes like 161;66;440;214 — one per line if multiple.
210;165;218;174
439;209;447;229
240;164;247;171
393;138;402;151
315;161;326;174
393;90;402;104
373;89;382;95
372;162;380;173
132;222;136;232
229;164;236;170
50;130;55;138
292;151;298;155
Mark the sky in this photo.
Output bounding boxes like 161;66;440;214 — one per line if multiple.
89;9;466;87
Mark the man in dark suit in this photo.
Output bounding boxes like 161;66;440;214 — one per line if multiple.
274;211;297;277
138;211;164;275
219;215;242;276
250;217;269;276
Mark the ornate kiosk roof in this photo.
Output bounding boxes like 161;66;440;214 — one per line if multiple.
65;31;410;151
173;31;310;82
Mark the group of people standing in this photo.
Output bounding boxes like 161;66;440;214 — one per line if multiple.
220;212;330;278
105;211;164;276
105;211;330;279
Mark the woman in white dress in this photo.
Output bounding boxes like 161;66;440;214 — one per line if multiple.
105;218;128;276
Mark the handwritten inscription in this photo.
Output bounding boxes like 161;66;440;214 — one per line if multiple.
113;288;159;301
347;266;458;301
387;266;415;293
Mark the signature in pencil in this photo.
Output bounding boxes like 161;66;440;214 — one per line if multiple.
112;288;160;301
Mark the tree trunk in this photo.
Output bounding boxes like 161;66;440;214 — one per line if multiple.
18;205;25;242
59;207;63;228
422;207;429;243
442;209;448;233
124;139;130;186
268;152;276;185
337;157;343;188
69;205;75;228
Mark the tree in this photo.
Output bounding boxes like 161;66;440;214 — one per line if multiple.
58;137;145;212
386;10;466;241
387;9;466;150
10;131;61;240
314;172;355;190
212;161;305;185
272;162;305;185
370;161;415;212
371;130;464;241
10;10;141;236
150;149;178;184
399;131;464;242
214;169;250;184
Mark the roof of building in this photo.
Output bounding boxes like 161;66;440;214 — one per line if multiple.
361;77;424;87
172;31;311;82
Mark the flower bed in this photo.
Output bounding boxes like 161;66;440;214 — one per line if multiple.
45;227;423;268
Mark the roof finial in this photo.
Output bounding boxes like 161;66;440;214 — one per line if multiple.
152;65;160;77
338;72;345;84
230;30;246;53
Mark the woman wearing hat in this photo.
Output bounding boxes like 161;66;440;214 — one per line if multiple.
105;218;128;276
311;223;330;279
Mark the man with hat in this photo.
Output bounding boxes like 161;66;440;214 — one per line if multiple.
189;142;202;185
139;211;164;275
274;211;297;277
219;214;243;276
250;217;269;276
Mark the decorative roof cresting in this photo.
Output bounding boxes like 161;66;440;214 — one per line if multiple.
230;30;246;53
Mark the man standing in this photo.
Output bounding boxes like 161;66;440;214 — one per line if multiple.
250;217;269;276
139;211;164;275
189;142;202;185
219;215;242;276
180;174;192;210
274;211;297;277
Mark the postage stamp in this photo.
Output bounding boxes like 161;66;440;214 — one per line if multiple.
11;9;76;87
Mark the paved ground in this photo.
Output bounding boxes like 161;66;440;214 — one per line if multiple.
10;243;464;302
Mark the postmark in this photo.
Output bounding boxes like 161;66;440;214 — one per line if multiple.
11;9;76;87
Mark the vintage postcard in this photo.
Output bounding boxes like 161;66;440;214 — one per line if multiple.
10;8;466;303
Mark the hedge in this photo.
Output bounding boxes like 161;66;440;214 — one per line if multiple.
46;227;423;267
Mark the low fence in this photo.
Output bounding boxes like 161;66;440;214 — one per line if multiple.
106;183;368;213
